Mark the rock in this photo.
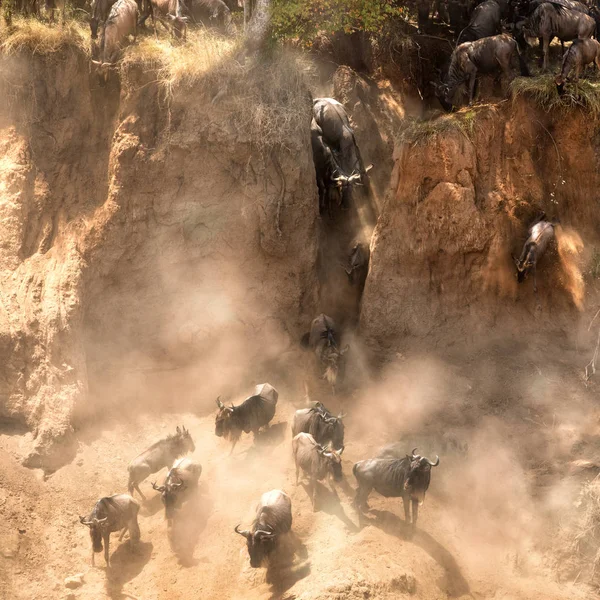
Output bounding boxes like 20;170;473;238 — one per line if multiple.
64;574;84;589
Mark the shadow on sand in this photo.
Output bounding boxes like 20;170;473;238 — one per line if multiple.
299;479;359;532
105;540;153;599
265;531;311;600
361;508;470;597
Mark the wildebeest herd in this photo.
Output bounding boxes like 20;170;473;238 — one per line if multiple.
426;0;600;107
79;380;440;569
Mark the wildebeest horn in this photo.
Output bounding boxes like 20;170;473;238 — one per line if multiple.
365;164;373;172
254;529;274;537
95;517;109;526
152;481;166;492
426;456;440;467
337;412;346;419
216;396;224;409
234;525;251;539
411;447;418;457
91;60;102;65
79;516;91;526
338;446;345;455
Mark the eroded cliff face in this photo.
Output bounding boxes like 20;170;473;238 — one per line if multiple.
360;100;600;353
0;46;319;469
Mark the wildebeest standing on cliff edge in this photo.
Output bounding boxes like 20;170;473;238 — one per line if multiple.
127;425;195;500
91;0;138;85
234;489;292;568
353;448;439;532
79;494;140;567
301;314;349;394
555;37;600;93
214;383;278;454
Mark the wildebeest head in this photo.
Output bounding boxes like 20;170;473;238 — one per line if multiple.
318;444;345;481
512;249;534;283
403;448;440;503
432;81;455;112
521;24;537;47
235;525;277;568
322;344;349;387
152;480;185;518
215;396;236;438
174;424;195;453
91;60;116;86
79;515;108;553
167;14;188;39
313;410;345;449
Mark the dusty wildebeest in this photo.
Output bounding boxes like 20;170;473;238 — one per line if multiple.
312;97;373;211
456;0;506;44
437;34;528;107
184;0;236;33
140;0;188;39
512;214;556;292
292;433;344;511
127;425;195;500
353;448;439;532
301;314;349;394
292;402;345;449
345;241;370;287
152;457;202;521
214;383;278;454
234;489;292;568
79;494;141;567
555;37;600;91
522;3;595;70
90;0;118;39
91;0;138;84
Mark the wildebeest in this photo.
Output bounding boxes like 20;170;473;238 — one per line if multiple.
513;215;556;291
91;0;138;84
300;314;349;393
234;489;292;568
79;494;140;567
555;37;600;91
292;402;345;449
522;3;595;70
353;448;439;531
214;383;278;453
144;0;188;39
456;0;504;44
345;241;370;286
184;0;236;33
127;425;195;500
292;432;344;511
312;97;373;210
152;457;202;521
90;0;118;39
437;34;528;107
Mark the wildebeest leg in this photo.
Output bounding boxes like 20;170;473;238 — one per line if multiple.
412;499;419;531
134;482;147;501
91;545;95;567
574;62;581;84
311;478;318;512
353;485;372;511
118;527;127;541
229;438;238;456
542;36;550;72
532;261;538;294
468;70;477;105
104;531;111;567
402;495;411;524
295;464;299;486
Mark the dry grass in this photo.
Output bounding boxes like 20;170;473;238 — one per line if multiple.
510;75;600;117
0;17;89;56
121;29;313;153
397;109;479;146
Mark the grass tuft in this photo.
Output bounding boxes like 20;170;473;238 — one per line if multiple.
0;17;89;56
397;109;480;146
510;75;600;116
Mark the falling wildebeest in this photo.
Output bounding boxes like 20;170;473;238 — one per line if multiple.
437;34;528;108
345;241;370;287
555;37;600;92
312;97;373;212
456;0;506;44
79;494;141;567
152;457;202;521
292;432;344;511
292;402;345;449
353;448;439;531
90;0;118;39
214;383;278;454
522;3;595;71
235;489;292;568
301;314;349;394
512;215;556;292
127;425;195;500
91;0;138;84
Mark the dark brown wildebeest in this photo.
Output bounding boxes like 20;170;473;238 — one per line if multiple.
292;402;345;449
127;425;195;500
79;494;140;567
456;0;506;44
312;98;373;210
513;215;556;292
301;314;349;394
522;2;595;70
437;34;528;107
214;383;278;454
292;432;344;511
353;448;439;532
345;241;370;287
184;0;236;33
152;457;202;521
235;489;292;568
90;0;118;39
91;0;138;84
555;37;600;91
144;0;188;39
